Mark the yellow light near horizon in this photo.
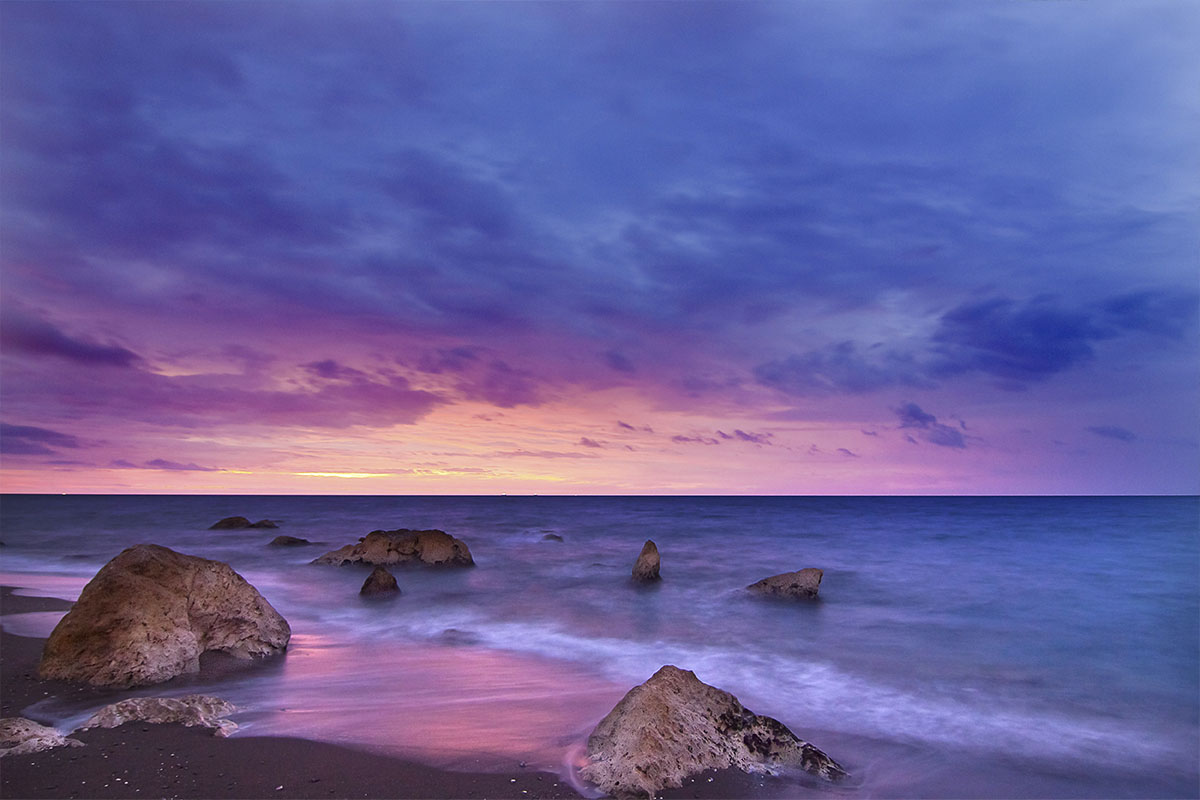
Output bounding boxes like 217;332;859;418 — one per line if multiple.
293;471;393;479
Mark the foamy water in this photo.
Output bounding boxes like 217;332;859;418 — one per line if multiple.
2;495;1197;797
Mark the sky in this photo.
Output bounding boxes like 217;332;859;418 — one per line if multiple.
1;1;1197;495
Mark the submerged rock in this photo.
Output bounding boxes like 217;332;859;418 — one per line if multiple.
312;529;474;567
209;516;277;529
38;544;290;687
581;665;845;798
541;533;564;542
81;695;238;737
0;718;83;757
210;516;252;529
360;566;400;597
269;535;312;547
631;539;660;582
747;568;824;599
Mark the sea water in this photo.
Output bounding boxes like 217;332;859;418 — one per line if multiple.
1;495;1196;797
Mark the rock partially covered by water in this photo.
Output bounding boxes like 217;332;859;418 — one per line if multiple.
312;529;474;567
360;566;400;597
581;665;846;798
747;568;823;599
209;516;278;529
269;535;312;546
81;695;238;737
38;544;291;687
631;539;660;582
542;533;564;542
0;718;83;757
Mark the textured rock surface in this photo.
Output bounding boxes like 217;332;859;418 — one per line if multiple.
0;718;83;757
81;695;238;737
581;665;845;797
312;529;474;567
38;544;291;687
631;539;661;582
269;535;311;546
747;568;824;599
360;566;400;597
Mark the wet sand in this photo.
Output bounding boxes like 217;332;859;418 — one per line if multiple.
1;588;784;799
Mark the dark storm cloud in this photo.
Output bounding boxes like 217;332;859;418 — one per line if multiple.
1;311;141;368
894;403;967;449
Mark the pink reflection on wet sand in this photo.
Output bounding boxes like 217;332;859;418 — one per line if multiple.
234;633;626;772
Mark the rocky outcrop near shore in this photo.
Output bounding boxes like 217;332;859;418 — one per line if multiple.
209;517;278;529
312;529;474;567
581;665;845;798
631;539;660;582
38;544;291;688
747;568;824;599
0;718;83;757
81;695;238;737
360;566;400;597
269;535;312;546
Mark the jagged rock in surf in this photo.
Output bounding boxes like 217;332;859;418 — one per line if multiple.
360;566;401;597
81;695;238;737
747;568;824;599
581;665;846;798
631;539;660;582
269;535;312;546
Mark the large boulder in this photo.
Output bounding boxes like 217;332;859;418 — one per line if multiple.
38;544;290;688
581;665;845;798
81;695;238;737
747;568;823;599
360;566;400;597
312;529;474;567
631;539;660;582
0;718;83;757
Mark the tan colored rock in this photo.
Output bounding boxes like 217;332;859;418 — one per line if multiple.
0;718;83;757
581;665;845;798
747;568;824;599
360;565;400;597
631;539;660;582
312;529;474;567
81;695;238;737
38;544;290;688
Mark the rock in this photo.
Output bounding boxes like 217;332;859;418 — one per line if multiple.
38;544;291;687
209;516;252;529
0;718;84;757
249;519;279;528
581;666;845;798
541;533;564;542
81;695;238;737
312;529;474;567
747;568;824;599
631;539;660;582
269;535;311;546
360;566;400;597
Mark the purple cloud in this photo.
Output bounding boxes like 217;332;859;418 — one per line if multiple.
1086;425;1136;442
894;402;966;449
1;310;140;368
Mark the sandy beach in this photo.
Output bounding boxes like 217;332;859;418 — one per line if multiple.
1;588;782;800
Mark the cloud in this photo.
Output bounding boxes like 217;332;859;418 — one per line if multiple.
108;458;221;471
837;448;859;458
1;310;141;368
1086;425;1136;442
604;351;637;374
491;449;596;459
1101;289;1198;339
305;359;368;381
0;422;82;455
578;437;604;448
894;402;966;449
671;434;721;446
754;341;930;396
717;429;773;445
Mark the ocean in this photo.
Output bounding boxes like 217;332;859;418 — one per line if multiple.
1;494;1197;798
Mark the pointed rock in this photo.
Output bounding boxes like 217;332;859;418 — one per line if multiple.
581;666;845;797
631;539;660;582
360;566;400;597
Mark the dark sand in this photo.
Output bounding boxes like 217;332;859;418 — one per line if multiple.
1;588;790;799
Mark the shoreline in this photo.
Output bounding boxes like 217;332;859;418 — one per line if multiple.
1;588;782;799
